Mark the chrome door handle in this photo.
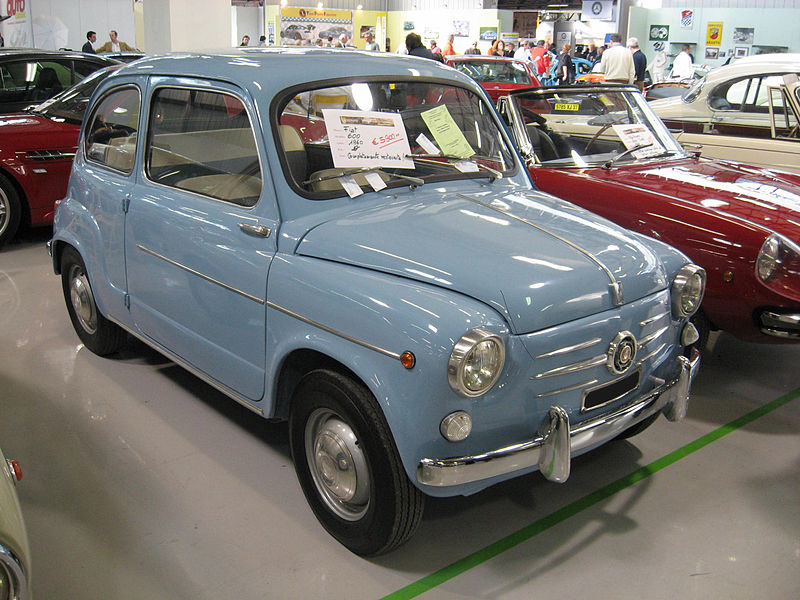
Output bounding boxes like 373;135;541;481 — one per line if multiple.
238;223;271;238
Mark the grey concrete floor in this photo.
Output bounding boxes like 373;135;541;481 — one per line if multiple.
2;228;799;599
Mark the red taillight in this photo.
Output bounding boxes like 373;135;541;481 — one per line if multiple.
7;459;22;482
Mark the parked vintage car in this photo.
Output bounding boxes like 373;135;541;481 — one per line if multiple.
444;55;540;101
50;48;704;555
0;48;118;114
497;84;800;344
0;445;30;600
650;54;800;172
0;65;121;247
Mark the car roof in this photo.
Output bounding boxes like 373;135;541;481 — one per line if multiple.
113;47;479;92
705;52;800;83
0;48;116;61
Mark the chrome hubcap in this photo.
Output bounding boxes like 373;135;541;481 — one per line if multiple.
305;408;370;521
0;188;8;236
69;266;98;334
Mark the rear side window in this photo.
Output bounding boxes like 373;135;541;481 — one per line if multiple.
85;86;141;174
145;87;262;207
0;59;72;105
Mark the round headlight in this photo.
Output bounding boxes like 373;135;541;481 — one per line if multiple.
448;328;505;397
671;264;706;318
757;235;781;281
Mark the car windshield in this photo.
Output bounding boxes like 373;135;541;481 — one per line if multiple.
277;79;517;197
29;66;120;124
506;87;686;167
450;60;533;85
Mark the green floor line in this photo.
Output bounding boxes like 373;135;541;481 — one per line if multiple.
381;386;800;600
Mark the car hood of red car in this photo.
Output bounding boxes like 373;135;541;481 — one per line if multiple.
586;157;800;238
0;112;80;154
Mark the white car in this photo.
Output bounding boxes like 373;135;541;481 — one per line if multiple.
650;54;800;172
0;446;30;599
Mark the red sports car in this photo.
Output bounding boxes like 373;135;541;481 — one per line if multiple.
498;84;800;344
444;55;539;102
0;65;120;247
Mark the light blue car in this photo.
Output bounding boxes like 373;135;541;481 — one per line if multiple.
49;48;705;555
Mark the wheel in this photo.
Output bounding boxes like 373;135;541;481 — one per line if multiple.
61;246;126;356
615;412;659;440
289;369;424;556
0;172;22;248
690;309;711;351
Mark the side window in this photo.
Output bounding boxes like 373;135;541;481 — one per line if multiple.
85;86;141;174
751;75;787;113
709;78;750;111
0;60;71;104
770;87;799;138
145;87;262;207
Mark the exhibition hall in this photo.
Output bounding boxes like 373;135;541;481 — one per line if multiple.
0;0;798;598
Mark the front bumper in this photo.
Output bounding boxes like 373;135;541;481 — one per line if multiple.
418;348;700;487
759;310;800;339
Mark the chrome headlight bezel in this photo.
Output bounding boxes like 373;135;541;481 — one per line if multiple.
671;264;706;319
756;233;800;283
448;328;506;397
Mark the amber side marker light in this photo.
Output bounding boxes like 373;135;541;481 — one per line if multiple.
722;270;735;284
400;351;416;369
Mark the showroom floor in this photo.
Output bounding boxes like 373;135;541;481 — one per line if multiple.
2;228;799;600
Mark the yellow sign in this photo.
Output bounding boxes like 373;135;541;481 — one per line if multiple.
420;105;474;158
706;21;723;46
554;103;580;111
281;7;352;21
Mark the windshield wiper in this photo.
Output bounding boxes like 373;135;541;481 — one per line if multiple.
602;146;679;169
406;153;503;181
303;167;424;189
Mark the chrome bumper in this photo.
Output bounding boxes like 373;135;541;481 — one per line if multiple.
760;310;800;339
418;348;700;487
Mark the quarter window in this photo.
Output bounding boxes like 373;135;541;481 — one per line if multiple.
85;86;141;174
145;88;262;207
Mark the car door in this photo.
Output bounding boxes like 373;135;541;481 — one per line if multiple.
124;78;278;403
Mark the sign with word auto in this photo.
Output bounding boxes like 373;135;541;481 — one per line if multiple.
323;109;413;169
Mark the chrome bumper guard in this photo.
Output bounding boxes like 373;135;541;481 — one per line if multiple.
418;348;700;487
760;310;800;339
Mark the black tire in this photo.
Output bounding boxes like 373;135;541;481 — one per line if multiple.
0;172;22;248
615;412;659;440
690;309;711;352
289;369;424;556
61;246;126;356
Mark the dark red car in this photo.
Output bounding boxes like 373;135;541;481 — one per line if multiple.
445;55;539;102
498;84;800;344
0;65;120;247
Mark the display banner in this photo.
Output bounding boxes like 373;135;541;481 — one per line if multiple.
706;21;723;46
3;0;34;47
581;1;613;22
280;6;352;45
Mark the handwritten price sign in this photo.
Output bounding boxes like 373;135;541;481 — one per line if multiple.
323;109;413;169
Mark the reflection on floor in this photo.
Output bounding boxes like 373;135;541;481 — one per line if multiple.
1;229;799;599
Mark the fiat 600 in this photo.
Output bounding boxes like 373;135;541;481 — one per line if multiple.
50;49;704;555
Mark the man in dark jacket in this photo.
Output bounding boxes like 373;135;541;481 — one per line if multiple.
82;31;96;53
406;33;439;61
627;37;647;92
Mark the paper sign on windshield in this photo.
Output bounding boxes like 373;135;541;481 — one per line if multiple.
420;105;475;159
612;123;665;159
323;109;414;169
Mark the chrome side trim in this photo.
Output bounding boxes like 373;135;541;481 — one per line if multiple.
457;193;623;305
107;315;265;416
636;342;666;366
536;378;599;398
418;349;700;487
638;325;669;348
531;354;606;379
137;244;265;304
640;312;668;328
535;337;602;359
267;301;403;361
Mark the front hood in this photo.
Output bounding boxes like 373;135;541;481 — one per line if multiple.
296;189;669;334
602;158;800;239
0;113;79;154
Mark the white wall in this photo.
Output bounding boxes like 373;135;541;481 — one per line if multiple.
142;0;230;53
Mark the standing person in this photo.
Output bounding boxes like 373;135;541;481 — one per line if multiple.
464;41;481;55
514;40;532;62
337;33;354;48
82;30;96;53
600;33;634;84
555;43;575;85
531;40;551;76
97;30;136;52
258;35;267;47
488;40;505;56
650;42;668;83
627;37;647;92
385;38;391;53
239;35;250;46
671;45;694;80
586;43;598;63
405;33;436;61
364;32;379;51
429;40;441;55
442;34;455;57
